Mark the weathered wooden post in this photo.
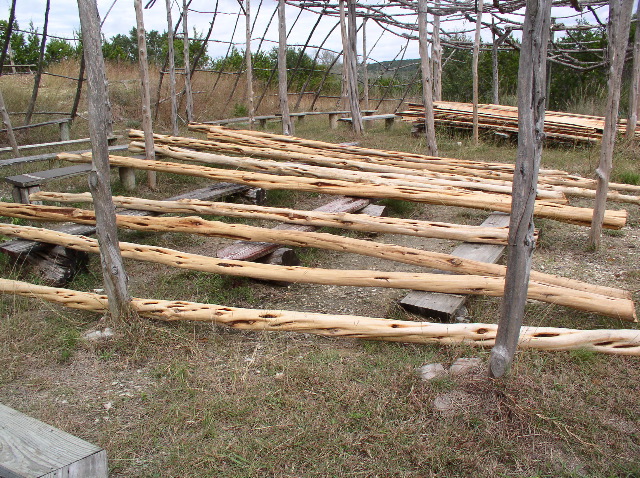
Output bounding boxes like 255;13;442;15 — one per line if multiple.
0;89;19;157
182;0;195;123
278;0;293;135
488;0;552;378
418;0;438;155
77;0;131;320
134;0;156;190
0;0;17;73
345;0;363;134
626;0;640;139
588;0;634;249
432;0;442;101
24;0;50;126
362;17;369;110
545;18;555;110
491;18;499;105
245;0;255;128
472;0;483;145
165;0;179;136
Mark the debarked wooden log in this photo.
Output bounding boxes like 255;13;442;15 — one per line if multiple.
1;277;639;355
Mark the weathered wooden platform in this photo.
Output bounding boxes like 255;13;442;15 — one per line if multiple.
0;403;108;477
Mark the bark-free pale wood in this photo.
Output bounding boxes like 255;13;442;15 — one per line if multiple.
0;204;633;313
77;0;131;319
165;0;178;136
2;278;639;355
339;0;362;135
626;0;640;139
182;0;194;123
418;0;437;155
0;403;108;478
63;152;627;229
489;0;553;379
129;140;567;202
588;0;635;249
362;17;369;109
33;191;516;245
134;0;157;189
278;0;293;136
432;0;442;101
0;88;19;157
245;0;255;128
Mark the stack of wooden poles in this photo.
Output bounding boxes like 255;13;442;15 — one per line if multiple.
399;101;640;143
0;125;638;355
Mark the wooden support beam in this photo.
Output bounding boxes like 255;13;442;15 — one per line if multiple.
1;278;639;355
165;0;179;135
0;403;108;477
182;0;194;123
245;0;255;128
489;0;552;379
418;0;438;155
278;0;293;135
0;88;19;157
472;0;483;145
400;212;509;321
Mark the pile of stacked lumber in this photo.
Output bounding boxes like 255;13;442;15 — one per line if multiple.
399;101;640;143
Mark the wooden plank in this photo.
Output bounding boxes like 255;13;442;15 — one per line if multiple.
5;164;93;187
0;118;71;134
0;183;251;258
0;145;128;169
0;137;118;154
0;403;107;478
399;212;510;321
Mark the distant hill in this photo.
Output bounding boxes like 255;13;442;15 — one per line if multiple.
367;58;420;78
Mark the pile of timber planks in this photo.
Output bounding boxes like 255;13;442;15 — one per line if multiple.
398;101;640;143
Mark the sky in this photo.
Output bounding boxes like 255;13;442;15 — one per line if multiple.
0;0;610;64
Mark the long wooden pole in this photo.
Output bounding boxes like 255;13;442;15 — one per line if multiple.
61;153;628;229
2;278;639;355
165;0;179;136
0;0;17;73
588;0;634;249
418;0;438;155
134;0;157;189
31;191;514;245
0;89;19;157
346;0;363;134
432;0;442;102
182;0;194;123
362;17;369;110
627;0;640;139
245;0;255;128
1;202;633;310
24;0;50;126
472;0;483;145
278;0;293;135
491;18;499;105
489;0;552;378
76;0;131;320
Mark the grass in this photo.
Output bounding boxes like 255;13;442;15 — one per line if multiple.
0;68;639;477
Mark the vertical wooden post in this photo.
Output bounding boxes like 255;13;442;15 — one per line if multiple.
432;0;442;101
488;0;552;379
472;0;483;145
165;0;179;136
278;0;293;135
346;0;363;134
182;0;194;123
77;0;131;320
134;0;157;189
24;0;50;126
362;17;369;110
340;3;349;111
418;0;438;155
626;0;640;139
545;19;555;110
588;0;634;249
70;55;85;120
491;18;499;105
0;0;16;74
7;45;16;74
0;89;19;157
245;0;255;128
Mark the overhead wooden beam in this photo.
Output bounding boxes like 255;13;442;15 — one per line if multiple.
1;278;639;355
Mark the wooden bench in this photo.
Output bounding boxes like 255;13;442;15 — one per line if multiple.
202;110;372;130
0;145;128;169
339;114;397;130
0;403;108;478
399;212;510;321
5;164;96;204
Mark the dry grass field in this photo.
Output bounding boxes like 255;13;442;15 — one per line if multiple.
0;64;639;477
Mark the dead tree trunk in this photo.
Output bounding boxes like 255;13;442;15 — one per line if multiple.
245;0;255;128
182;0;194;123
492;19;499;105
70;55;85;120
432;0;442;101
362;17;369;110
24;0;50;126
278;0;293;135
0;0;17;73
165;0;179;135
472;0;483;145
545;19;555;110
626;0;640;139
488;0;552;378
345;0;363;135
418;0;438;155
588;0;634;249
134;0;157;189
76;0;131;320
